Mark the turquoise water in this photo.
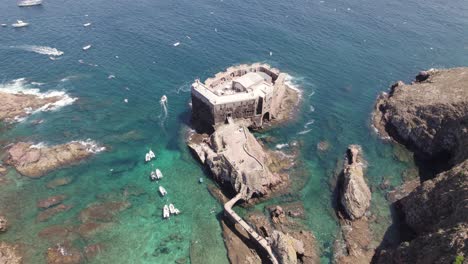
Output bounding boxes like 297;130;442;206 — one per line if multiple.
0;0;467;263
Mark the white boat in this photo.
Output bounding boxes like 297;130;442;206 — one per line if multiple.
83;22;92;27
17;0;42;7
12;20;29;28
160;95;167;103
82;45;92;51
174;208;180;215
148;150;156;159
163;205;170;219
124;98;128;103
199;178;204;183
145;153;151;162
150;171;157;181
155;169;163;179
173;42;180;47
1;24;7;27
159;186;167;196
169;204;175;214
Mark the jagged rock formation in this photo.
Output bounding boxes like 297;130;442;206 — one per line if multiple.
188;121;285;199
375;160;468;263
339;145;371;220
372;68;468;264
372;68;468;171
270;230;305;264
4;141;104;178
334;145;375;264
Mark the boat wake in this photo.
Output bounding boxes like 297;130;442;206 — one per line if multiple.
304;119;315;128
14;45;64;57
0;78;78;118
297;129;312;135
159;95;168;126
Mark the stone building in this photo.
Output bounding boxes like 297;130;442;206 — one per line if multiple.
191;63;290;129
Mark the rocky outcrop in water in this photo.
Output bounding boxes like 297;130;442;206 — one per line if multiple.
4;141;103;178
46;242;82;264
372;68;468;171
270;230;304;264
0;92;62;122
372;68;468;264
339;145;371;220
334;145;375;264
375;160;468;263
37;195;68;209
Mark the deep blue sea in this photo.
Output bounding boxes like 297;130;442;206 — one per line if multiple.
0;0;467;263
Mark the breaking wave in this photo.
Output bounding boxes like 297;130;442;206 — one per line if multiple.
14;45;64;57
0;78;78;119
284;74;304;98
275;143;289;150
297;129;312;135
72;139;106;153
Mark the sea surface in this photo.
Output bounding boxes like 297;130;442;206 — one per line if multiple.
0;0;467;263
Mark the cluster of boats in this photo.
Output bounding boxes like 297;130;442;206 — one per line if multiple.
144;149;181;219
145;149;156;162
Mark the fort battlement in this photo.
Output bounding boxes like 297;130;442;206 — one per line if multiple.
191;63;291;129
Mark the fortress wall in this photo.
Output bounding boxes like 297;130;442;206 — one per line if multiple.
205;64;279;88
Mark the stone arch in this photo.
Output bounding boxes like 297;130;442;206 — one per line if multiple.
262;112;270;121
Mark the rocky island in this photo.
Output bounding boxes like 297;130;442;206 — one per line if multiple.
371;68;468;263
187;63;312;263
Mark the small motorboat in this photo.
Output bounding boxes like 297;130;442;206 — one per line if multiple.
173;208;180;215
83;22;92;27
169;204;176;214
159;186;167;196
199;178;204;183
155;169;163;179
145;153;151;162
160;95;167;103
150;171;157;181
17;0;42;7
148;150;156;159
163;205;170;219
82;44;92;51
1;24;7;27
124;98;128;103
12;20;29;28
173;42;180;47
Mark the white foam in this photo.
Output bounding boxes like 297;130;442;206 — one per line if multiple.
297;129;312;135
29;142;48;149
0;78;78;117
15;45;64;57
275;143;289;150
72;139;106;154
304;119;315;128
309;105;315;112
284;74;303;98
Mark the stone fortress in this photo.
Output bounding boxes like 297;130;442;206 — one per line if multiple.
191;63;292;129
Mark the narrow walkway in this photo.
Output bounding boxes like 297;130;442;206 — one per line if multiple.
224;189;278;264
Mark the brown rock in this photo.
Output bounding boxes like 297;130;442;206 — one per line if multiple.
0;91;62;122
372;68;468;170
37;195;67;209
386;179;420;203
339;145;371;220
270;230;303;264
37;204;73;222
79;201;131;223
317;141;330;151
0;215;8;232
0;165;7;176
5;141;100;178
46;177;73;189
77;222;112;238
46;242;82;264
38;225;78;243
83;243;104;260
0;242;22;264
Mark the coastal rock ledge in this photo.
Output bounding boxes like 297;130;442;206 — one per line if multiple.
372;67;468;170
4;140;104;178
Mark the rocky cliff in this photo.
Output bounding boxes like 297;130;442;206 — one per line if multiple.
372;68;468;264
372;68;468;172
375;160;467;264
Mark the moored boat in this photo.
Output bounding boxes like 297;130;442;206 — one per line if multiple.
150;171;157;181
12;20;29;28
82;44;92;51
169;204;175;214
159;186;167;196
155;169;163;179
17;0;42;7
163;205;170;219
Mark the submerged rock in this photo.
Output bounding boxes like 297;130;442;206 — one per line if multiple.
46;177;74;189
339;145;371;220
46;242;82;264
5;141;103;178
78;201;131;223
37;204;73;222
37;195;68;209
38;225;78;243
0;242;22;264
